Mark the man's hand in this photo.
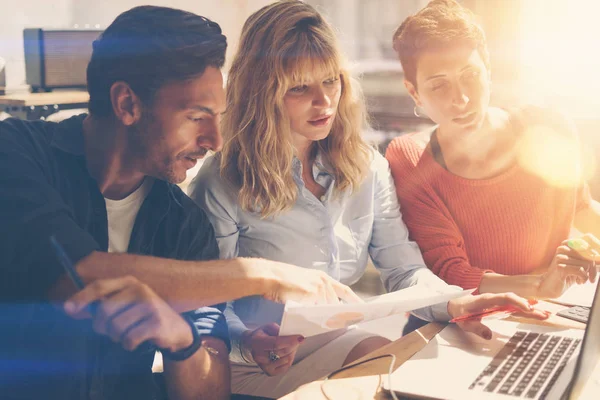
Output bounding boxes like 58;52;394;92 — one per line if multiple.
448;293;550;340
64;276;193;353
250;259;363;305
241;323;303;376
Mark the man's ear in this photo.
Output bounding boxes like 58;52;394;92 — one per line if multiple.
109;81;142;126
404;79;422;107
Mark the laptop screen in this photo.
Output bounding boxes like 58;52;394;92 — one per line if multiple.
566;280;600;399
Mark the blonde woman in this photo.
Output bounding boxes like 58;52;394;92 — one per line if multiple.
189;1;547;397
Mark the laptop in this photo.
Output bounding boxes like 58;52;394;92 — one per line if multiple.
384;284;600;399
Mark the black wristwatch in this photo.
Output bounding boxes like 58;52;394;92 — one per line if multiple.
160;314;203;362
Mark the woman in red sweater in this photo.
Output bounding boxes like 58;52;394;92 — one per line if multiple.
385;0;600;302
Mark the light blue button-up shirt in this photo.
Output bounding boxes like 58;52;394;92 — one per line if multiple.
189;150;458;362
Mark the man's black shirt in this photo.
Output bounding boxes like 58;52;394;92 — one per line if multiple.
0;115;229;399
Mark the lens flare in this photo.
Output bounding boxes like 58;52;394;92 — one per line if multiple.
517;125;595;188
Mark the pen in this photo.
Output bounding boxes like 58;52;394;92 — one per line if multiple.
49;235;98;315
450;298;538;323
50;236;155;353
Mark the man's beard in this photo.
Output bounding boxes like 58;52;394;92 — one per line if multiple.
128;110;179;184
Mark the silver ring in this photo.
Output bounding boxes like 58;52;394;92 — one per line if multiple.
268;350;280;362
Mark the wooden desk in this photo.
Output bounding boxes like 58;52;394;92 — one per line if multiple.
0;90;89;119
281;301;593;400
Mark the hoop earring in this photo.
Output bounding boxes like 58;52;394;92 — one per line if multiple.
413;106;421;118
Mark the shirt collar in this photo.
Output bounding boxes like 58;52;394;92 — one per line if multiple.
292;148;334;179
314;150;333;175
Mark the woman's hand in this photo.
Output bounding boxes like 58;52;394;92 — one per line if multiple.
447;293;550;340
572;234;600;283
240;323;304;376
537;239;596;299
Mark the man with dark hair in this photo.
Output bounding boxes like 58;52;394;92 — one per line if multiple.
0;6;359;400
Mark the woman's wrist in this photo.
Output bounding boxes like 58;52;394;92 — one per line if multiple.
531;275;543;298
478;273;542;298
447;299;461;319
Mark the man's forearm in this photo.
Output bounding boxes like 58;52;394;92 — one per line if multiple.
478;273;542;298
163;337;230;400
50;251;272;312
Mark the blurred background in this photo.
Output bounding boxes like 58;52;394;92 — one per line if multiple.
1;0;599;296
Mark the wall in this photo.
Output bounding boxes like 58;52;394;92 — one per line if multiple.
70;0;273;72
0;0;273;90
0;0;73;88
307;0;427;61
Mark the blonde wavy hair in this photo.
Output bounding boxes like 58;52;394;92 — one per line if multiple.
221;0;371;218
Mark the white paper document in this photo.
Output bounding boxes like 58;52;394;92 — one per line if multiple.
279;286;473;337
550;280;599;307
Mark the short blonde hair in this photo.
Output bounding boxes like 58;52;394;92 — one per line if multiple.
392;0;490;88
221;0;370;217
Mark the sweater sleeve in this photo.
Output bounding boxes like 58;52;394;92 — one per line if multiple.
385;136;493;289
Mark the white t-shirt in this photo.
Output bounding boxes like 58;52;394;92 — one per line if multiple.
104;178;154;253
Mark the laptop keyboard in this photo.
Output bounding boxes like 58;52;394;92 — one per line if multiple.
468;330;581;398
557;305;590;324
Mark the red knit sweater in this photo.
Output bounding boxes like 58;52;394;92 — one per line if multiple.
385;131;590;290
